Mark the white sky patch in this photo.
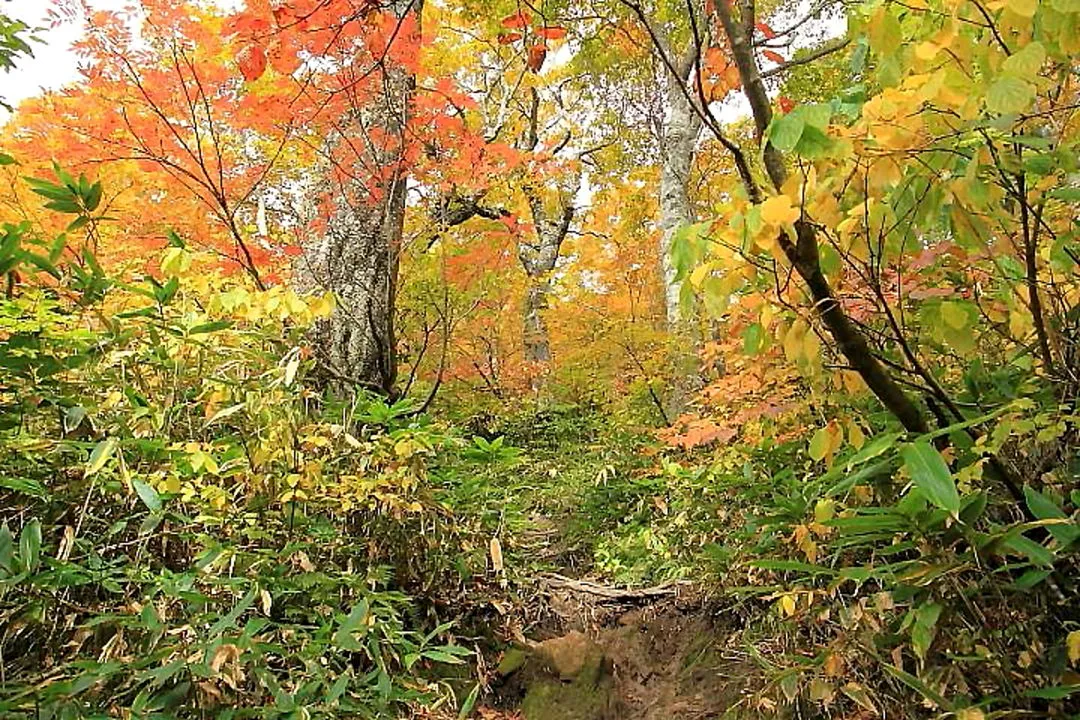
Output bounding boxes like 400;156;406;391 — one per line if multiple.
0;1;121;122
0;0;242;124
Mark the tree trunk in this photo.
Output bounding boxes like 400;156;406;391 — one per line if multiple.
714;0;928;433
523;278;553;364
658;48;704;418
297;0;422;396
519;170;579;374
659;52;702;331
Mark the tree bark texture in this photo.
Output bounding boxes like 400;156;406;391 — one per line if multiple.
520;172;578;366
297;0;422;395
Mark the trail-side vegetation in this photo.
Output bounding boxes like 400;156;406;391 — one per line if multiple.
2;0;1080;718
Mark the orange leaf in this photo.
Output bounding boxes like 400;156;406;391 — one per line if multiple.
755;21;776;39
237;44;267;82
500;12;530;28
272;6;292;26
526;43;547;72
762;49;785;64
536;26;567;40
498;32;522;44
778;96;796;113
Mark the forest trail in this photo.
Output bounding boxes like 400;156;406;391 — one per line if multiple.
469;422;769;720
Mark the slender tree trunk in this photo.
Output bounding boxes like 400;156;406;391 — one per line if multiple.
658;48;704;418
659;53;702;330
523;277;553;363
297;0;422;395
714;0;928;433
519;170;579;375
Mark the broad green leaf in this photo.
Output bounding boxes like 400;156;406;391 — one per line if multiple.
809;428;830;462
901;442;960;514
743;322;765;355
986;76;1035;115
132;479;162;513
86;437;119;477
1005;533;1055;567
940;301;971;331
768;112;805;153
797;103;832;130
19;519;41;574
1001;42;1046;80
911;603;942;661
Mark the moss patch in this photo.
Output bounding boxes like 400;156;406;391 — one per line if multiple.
521;651;616;720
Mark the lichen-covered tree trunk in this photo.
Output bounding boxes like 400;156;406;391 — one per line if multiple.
659;50;704;418
520;172;579;370
523;278;553;364
297;0;421;395
659;55;702;331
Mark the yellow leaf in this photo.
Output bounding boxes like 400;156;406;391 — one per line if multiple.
956;709;984;720
1068;630;1080;664
915;41;940;60
848;421;866;450
760;194;800;226
809;678;835;702
689;262;713;288
941;301;969;330
815;499;836;523
780;593;797;617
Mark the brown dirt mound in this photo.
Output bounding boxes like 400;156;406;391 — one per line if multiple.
488;591;766;720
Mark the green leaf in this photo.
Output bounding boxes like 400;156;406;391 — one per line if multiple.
768;112;805;153
132;479;162;513
86;437;119;477
0;153;17;166
1051;187;1080;202
19;518;41;574
911;603;942;661
189;320;233;335
459;683;481;719
1001;41;1046;80
422;649;467;664
1023;684;1080;700
0;524;13;575
1023;485;1079;547
808;428;830;462
85;182;102;212
1050;0;1080;13
793;125;834;159
797;103;832;131
334;600;370;651
743;322;765;355
1005;533;1055;567
986;76;1035;115
208;588;256;638
44;199;82;214
901;442;959;514
0;476;48;499
939;301;971;331
881;663;952;710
